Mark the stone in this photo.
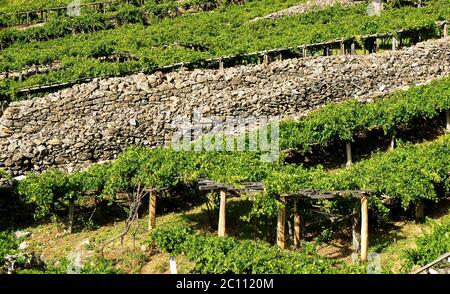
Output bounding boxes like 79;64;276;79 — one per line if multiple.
18;241;29;250
0;38;449;175
47;139;61;146
14;231;32;239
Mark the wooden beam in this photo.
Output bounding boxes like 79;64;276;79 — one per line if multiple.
346;141;352;168
277;200;286;249
218;190;227;237
444;23;448;38
293;199;302;248
360;196;369;262
148;190;157;231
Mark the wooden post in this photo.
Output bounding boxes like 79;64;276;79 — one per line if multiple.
346;141;352;168
218;58;224;72
340;41;345;55
415;202;425;223
293;199;301;248
446;110;450;132
352;211;361;254
263;53;269;65
302;47;307;59
26;12;30;25
218;190;227;237
350;42;356;55
278;53;283;61
392;36;397;51
277;199;286;249
444;23;448;38
389;131;396;151
148;190;157;231
68;199;75;234
360;196;369;262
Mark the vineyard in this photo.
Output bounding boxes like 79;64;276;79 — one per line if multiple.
0;0;450;278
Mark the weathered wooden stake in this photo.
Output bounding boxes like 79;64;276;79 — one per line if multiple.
389;131;396;151
352;212;361;253
68;199;75;234
218;190;227;237
346;141;352;168
293;199;301;248
444;23;449;38
350;42;356;55
263;53;269;65
340;41;345;55
415;202;425;223
302;47;307;59
148;190;157;231
277;199;286;249
218;59;224;72
392;36;397;51
360;196;369;262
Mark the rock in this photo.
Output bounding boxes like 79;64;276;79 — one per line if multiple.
14;231;32;239
18;241;29;250
47;139;61;146
0;38;449;175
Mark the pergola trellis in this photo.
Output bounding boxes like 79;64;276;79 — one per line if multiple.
277;189;372;261
146;180;265;236
147;180;372;261
198;180;265;237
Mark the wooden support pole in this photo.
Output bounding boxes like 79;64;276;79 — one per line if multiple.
350;42;356;55
415;202;425;223
389;131;396;151
279;53;283;61
340;41;345;55
352;211;361;254
346;141;352;168
446;110;450;132
218;190;227;237
68;199;75;234
263;53;269;65
148;190;157;231
392;36;397;51
302;47;307;59
277;199;286;249
218;59;224;72
360;196;369;262
444;23;448;38
293;199;301;248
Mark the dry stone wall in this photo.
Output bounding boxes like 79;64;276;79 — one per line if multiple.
1;38;450;175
